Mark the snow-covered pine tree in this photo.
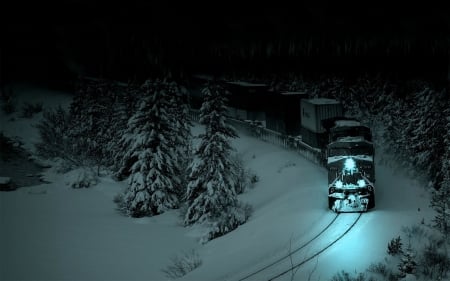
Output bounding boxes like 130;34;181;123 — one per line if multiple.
92;82;119;170
121;79;179;217
397;242;417;278
430;104;450;240
184;82;251;242
68;79;116;171
404;87;448;185
166;80;192;200
430;177;450;240
109;81;141;177
387;236;404;256
421;237;450;279
381;91;412;169
67;81;94;164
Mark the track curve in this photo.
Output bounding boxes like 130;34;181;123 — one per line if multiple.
232;213;362;281
268;213;362;281
236;213;340;281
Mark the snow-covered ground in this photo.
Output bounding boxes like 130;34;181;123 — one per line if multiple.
0;84;435;280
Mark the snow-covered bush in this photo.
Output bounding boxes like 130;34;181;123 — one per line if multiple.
64;167;99;188
201;202;253;243
35;106;74;161
329;270;375;281
161;249;202;279
367;262;398;281
113;192;128;216
35;106;96;175
231;153;258;194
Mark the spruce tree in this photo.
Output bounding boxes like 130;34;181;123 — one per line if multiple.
185;82;250;241
121;79;179;217
397;242;417;278
68;79;116;170
166;81;192;199
387;236;403;256
431;105;450;239
430;152;450;240
109;81;140;177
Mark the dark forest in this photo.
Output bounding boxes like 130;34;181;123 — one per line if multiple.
3;2;449;87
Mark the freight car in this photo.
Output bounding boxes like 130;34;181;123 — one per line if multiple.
300;99;375;212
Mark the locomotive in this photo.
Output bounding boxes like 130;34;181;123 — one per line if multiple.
324;118;375;212
300;98;375;212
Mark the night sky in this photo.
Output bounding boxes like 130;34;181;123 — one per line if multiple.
2;2;449;86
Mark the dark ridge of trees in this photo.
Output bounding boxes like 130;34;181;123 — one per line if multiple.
4;3;449;86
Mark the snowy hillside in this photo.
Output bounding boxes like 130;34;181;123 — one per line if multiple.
0;84;437;281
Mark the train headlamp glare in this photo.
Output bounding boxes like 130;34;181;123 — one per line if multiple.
357;179;366;187
344;158;356;172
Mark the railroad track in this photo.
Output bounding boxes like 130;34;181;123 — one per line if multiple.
232;213;362;281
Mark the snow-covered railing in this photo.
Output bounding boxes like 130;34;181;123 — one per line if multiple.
188;109;325;166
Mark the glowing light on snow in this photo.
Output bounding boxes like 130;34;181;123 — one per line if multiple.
357;179;366;187
344;158;356;173
336;180;343;188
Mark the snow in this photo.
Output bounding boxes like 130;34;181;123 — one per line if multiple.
0;84;437;281
64;167;99;188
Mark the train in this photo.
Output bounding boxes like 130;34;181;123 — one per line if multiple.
186;76;376;212
300;98;375;212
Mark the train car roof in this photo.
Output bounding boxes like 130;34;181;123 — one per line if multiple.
328;138;374;148
331;124;371;131
304;98;341;105
333;120;361;127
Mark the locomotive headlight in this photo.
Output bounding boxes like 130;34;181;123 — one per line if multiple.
336;180;343;188
344;158;356;172
357;179;366;187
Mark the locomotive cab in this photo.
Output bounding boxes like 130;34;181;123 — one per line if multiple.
327;141;375;212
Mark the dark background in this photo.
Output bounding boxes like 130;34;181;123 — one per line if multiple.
2;1;449;87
